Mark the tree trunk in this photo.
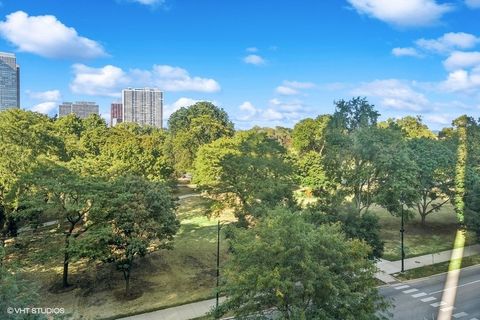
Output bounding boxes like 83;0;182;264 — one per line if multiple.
421;214;426;227
63;234;71;288
124;269;131;296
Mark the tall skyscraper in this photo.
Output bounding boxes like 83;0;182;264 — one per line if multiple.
59;101;99;119
110;102;123;126
0;52;20;111
122;88;163;128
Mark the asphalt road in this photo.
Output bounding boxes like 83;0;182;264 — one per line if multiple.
380;265;480;320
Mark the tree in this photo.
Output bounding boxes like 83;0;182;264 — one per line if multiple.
194;130;295;226
215;208;388;319
306;206;384;258
0;109;64;237
456;116;480;238
13;161;106;288
98;123;174;181
0;247;46;320
74;176;179;295
291;115;331;155
395;116;436;139
322;98;383;213
168;102;234;173
251;126;293;149
407;138;455;226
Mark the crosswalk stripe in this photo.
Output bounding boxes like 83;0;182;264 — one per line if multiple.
453;312;469;318
430;301;447;307
421;296;436;302
394;285;410;290
412;292;427;298
403;288;418;294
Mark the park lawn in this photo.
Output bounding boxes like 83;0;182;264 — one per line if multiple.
372;204;478;261
5;195;235;320
397;254;480;281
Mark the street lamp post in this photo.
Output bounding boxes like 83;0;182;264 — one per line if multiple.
216;220;220;312
400;204;405;273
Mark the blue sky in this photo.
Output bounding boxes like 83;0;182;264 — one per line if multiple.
1;0;480;129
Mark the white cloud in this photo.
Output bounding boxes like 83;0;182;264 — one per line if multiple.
148;65;221;92
443;51;480;70
465;0;480;8
244;54;266;65
276;86;299;95
70;64;221;97
132;0;164;5
440;67;480;93
238;101;259;121
262;108;284;121
392;47;421;57
283;81;316;89
0;11;106;59
347;0;453;27
275;80;316;96
425;114;454;125
246;47;258;52
416;32;479;53
70;64;129;97
164;97;200;119
237;99;308;123
352;79;430;112
27;89;61;101
31;102;57;114
27;89;62;115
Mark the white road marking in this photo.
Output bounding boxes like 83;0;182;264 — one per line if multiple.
403;288;418;294
431;301;447;307
421;296;437;302
453;312;469;318
430;280;480;295
412;292;427;298
394;285;410;290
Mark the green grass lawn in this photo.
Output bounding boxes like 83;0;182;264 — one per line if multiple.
5;195;235;320
373;204;477;261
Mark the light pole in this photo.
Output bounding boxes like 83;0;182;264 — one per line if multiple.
216;220;220;312
400;203;405;273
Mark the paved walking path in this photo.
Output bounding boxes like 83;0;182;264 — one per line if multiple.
118;298;225;320
376;244;480;275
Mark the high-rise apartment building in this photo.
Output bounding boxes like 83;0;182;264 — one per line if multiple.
0;52;20;111
122;88;163;128
59;101;99;119
110;102;123;126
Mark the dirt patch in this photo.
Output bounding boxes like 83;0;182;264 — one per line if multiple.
113;287;144;301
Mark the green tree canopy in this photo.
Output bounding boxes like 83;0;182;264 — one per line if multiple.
72;175;179;295
407;138;456;225
216;208;388;319
168;102;235;173
194;130;295;226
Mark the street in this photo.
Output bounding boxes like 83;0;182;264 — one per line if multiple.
380;265;480;320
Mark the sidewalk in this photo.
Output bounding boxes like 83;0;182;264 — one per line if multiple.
376;244;480;276
118;298;225;320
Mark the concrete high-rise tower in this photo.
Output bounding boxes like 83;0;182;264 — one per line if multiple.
59;101;99;119
0;52;20;111
122;88;163;128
